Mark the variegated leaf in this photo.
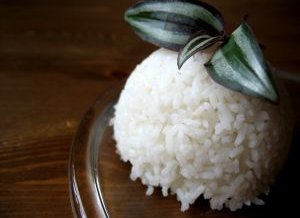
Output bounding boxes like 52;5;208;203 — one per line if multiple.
125;0;224;51
205;22;279;103
177;33;224;69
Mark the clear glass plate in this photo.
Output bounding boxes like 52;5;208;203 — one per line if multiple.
69;81;299;218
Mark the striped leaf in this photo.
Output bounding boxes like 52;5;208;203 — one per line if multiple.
205;22;279;103
177;32;224;69
125;0;224;51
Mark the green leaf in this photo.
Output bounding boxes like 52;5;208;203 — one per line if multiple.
125;0;224;51
205;22;279;103
177;32;224;69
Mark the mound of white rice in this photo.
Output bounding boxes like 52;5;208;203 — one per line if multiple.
112;48;291;211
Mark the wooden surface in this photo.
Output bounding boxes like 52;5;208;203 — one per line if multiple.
0;0;299;217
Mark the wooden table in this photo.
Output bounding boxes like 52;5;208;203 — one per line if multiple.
0;0;299;217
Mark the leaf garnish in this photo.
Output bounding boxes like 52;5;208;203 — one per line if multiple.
125;1;279;104
125;0;224;51
205;22;279;103
177;31;225;69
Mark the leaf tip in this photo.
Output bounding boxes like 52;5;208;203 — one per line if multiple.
177;53;184;70
124;9;131;24
265;87;280;105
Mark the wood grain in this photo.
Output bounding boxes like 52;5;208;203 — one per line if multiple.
0;0;300;217
0;135;72;217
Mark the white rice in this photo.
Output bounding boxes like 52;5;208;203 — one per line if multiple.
112;48;291;211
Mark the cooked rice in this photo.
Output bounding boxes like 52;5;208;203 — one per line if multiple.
112;48;291;211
